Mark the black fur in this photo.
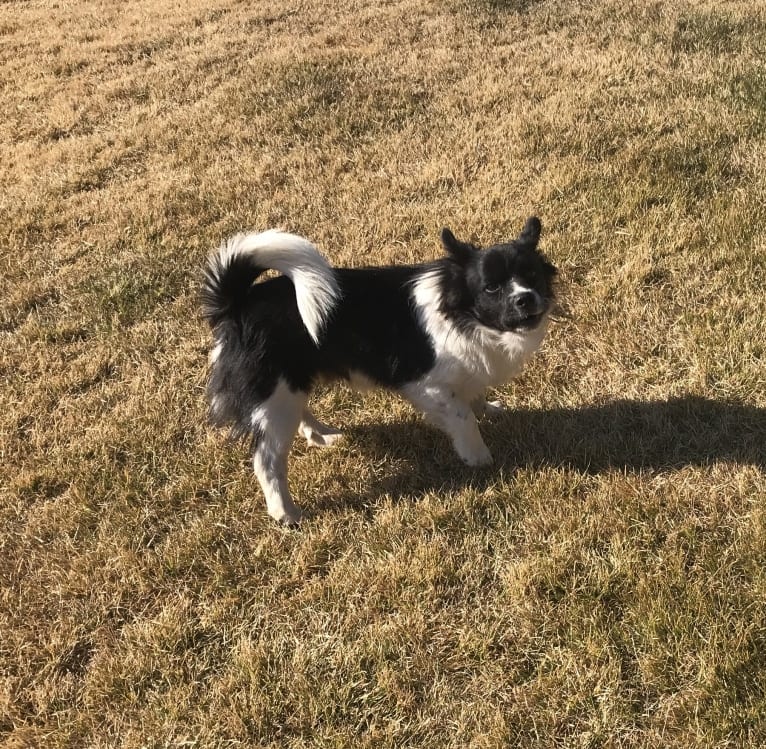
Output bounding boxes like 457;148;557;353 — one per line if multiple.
206;266;437;436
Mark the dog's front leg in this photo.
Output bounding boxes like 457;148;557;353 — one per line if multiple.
403;385;493;467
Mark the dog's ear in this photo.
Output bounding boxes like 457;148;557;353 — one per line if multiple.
441;228;474;264
519;216;541;246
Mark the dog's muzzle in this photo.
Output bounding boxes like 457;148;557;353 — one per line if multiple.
504;289;547;330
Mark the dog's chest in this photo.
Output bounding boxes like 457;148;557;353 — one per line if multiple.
431;323;546;394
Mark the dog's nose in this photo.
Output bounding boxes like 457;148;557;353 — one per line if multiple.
513;289;543;315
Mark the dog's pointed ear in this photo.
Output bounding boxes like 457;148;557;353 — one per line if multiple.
519;216;541;246
441;228;474;264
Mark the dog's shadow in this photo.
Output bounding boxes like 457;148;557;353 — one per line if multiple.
312;395;766;514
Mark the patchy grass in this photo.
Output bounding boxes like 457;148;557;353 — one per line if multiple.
1;0;766;746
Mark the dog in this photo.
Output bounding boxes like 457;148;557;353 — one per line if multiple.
201;217;556;524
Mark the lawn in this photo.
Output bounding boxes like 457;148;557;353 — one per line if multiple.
1;0;765;746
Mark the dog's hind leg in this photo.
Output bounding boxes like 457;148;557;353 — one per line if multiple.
471;395;507;419
251;380;307;525
299;409;344;448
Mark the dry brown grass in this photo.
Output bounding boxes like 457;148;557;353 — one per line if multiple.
2;0;766;746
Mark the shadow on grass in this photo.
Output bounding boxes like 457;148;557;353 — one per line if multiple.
312;395;765;514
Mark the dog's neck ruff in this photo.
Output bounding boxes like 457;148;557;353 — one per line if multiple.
411;269;548;396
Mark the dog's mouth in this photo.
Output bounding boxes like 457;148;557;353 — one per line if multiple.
506;310;546;332
504;289;550;332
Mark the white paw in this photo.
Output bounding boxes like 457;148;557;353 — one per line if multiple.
300;418;344;448
268;503;303;527
459;442;494;467
302;428;344;448
484;399;507;416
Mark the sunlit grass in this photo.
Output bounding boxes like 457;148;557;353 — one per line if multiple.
1;0;765;746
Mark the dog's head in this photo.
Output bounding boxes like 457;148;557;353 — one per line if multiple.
440;217;557;333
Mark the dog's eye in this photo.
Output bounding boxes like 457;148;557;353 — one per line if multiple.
484;284;501;294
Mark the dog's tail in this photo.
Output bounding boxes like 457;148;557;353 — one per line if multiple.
201;229;340;344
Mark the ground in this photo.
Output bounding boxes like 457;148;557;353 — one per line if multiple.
1;0;765;746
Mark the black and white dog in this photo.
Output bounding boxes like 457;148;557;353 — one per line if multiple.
202;218;556;524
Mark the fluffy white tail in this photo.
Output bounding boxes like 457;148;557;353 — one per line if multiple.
203;230;340;344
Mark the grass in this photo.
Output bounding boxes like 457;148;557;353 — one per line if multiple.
1;0;766;746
